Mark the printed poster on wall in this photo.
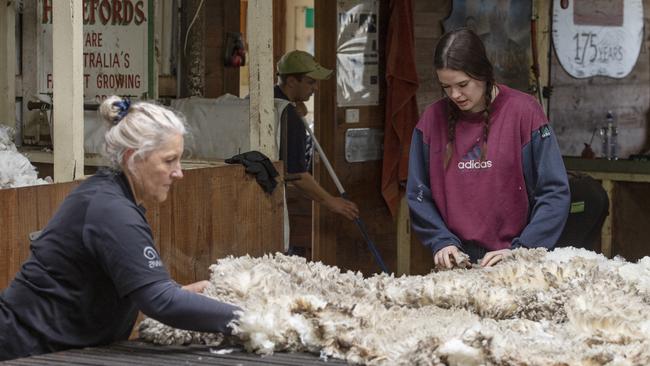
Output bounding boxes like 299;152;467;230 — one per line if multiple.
336;0;379;107
552;0;644;78
37;0;153;103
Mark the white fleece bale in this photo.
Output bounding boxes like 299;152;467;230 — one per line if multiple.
0;127;49;188
618;256;650;297
0;125;16;151
139;248;650;365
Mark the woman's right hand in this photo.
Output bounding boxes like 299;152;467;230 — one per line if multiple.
434;245;466;269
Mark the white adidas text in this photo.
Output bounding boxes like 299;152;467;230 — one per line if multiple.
458;160;493;170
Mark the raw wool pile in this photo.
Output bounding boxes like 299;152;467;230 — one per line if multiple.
139;248;650;365
0;126;50;188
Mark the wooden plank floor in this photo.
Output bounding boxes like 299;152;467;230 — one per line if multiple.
2;341;348;365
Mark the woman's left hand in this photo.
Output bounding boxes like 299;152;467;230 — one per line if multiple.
480;249;512;267
182;280;210;294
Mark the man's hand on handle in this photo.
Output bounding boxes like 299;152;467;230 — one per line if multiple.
324;196;359;221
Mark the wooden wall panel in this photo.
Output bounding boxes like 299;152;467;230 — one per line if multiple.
211;165;284;261
0;189;18;289
0;165;283;289
273;0;287;70
549;0;650;158
168;167;215;282
611;182;650;261
218;0;241;97
0;181;80;288
314;0;396;275
410;0;451;274
181;0;240;98
313;0;339;267
413;1;450;113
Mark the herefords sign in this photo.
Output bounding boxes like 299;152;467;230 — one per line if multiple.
38;0;151;102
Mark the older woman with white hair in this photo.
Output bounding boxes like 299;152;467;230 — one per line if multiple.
0;96;239;361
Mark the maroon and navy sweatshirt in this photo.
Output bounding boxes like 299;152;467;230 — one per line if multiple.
407;84;570;255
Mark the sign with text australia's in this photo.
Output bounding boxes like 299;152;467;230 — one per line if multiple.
38;0;152;102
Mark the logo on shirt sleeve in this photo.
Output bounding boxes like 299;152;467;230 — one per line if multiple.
540;124;552;139
143;246;163;269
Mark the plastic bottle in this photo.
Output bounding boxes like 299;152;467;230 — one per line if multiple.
606;111;618;160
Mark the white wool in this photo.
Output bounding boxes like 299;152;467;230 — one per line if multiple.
618;257;650;296
0;127;50;188
0;126;17;151
438;338;482;366
545;246;608;263
139;248;650;365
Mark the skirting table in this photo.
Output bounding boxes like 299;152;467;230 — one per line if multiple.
2;341;348;365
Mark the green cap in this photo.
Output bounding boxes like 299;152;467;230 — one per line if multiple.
277;50;333;80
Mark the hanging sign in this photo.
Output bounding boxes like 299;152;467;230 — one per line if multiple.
552;0;644;78
336;0;380;107
37;0;153;103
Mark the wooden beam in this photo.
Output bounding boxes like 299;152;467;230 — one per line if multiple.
600;179;614;258
312;0;337;266
247;0;275;159
396;193;411;275
52;0;84;182
534;0;551;114
20;1;39;149
222;0;241;96
150;1;159;100
0;0;16;128
273;0;286;70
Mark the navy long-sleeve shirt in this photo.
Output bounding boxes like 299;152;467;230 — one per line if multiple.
1;170;239;361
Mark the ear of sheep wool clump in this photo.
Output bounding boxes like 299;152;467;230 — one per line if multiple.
139;249;650;365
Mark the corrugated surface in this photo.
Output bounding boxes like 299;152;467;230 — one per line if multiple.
3;341;348;365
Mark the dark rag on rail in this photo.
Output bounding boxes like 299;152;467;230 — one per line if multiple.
225;151;279;194
382;0;420;217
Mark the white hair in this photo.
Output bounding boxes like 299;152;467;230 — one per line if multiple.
99;96;187;171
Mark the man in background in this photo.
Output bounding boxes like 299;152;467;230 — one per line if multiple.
275;50;359;255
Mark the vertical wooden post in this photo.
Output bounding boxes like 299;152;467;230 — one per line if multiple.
52;0;84;182
22;1;38;148
396;193;411;275
600;179;614;258
0;1;16;128
247;0;275;159
312;0;337;266
150;1;159;100
534;0;551;113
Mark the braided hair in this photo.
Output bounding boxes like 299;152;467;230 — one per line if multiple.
434;28;496;169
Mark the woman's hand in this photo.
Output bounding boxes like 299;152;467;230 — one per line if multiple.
182;280;210;294
434;245;468;269
480;249;512;267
